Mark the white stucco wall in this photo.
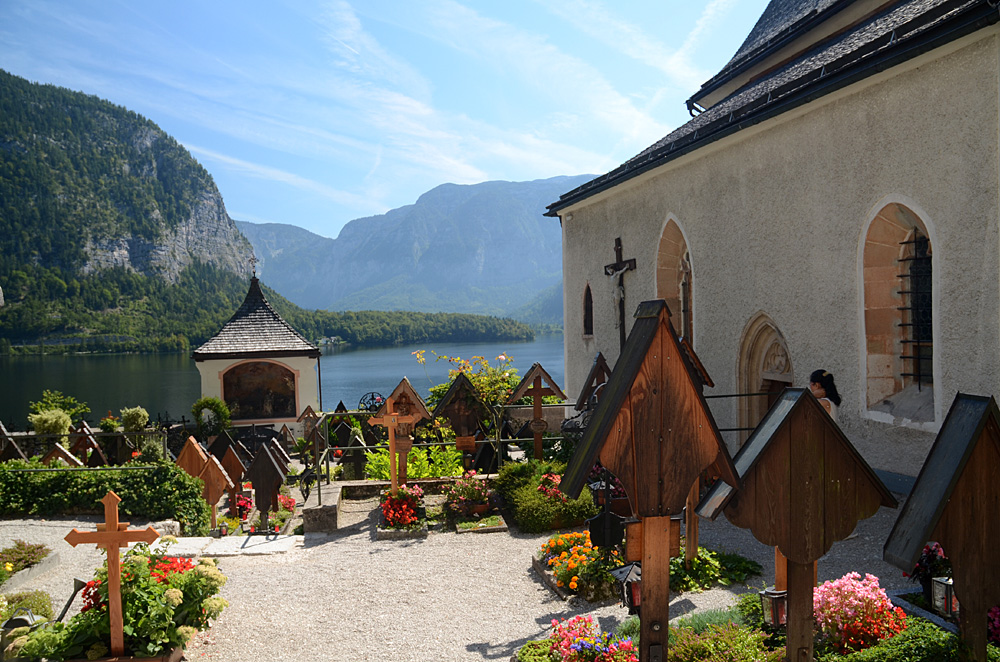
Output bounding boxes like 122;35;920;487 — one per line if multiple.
195;355;320;436
560;29;1000;476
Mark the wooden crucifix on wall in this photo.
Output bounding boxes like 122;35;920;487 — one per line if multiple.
604;237;636;352
368;378;430;494
507;363;567;460
561;299;739;662
65;491;160;657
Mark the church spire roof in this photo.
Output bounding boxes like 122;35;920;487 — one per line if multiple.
192;277;320;361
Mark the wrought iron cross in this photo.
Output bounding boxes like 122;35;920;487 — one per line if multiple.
604;237;636;351
64;492;159;656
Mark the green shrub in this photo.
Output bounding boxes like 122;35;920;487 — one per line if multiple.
28;390;90;424
0;540;51;573
670;547;762;593
510;481;597;533
119;406;149;433
2;590;54;621
818;617;1000;662
26;408;72;442
516;639;552;662
364;446;463;480
668;623;784;662
673;608;744;634
0;458;210;535
733;590;765;630
617;615;641;644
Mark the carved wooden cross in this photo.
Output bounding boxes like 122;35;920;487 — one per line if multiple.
64;491;159;657
604;237;636;351
368;396;422;494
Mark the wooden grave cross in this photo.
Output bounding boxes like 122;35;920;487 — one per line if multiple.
368;379;429;494
432;372;488;456
198;454;235;529
561;300;739;662
64;491;159;657
41;442;84;467
220;445;246;518
245;445;285;532
175;436;208;479
697;388;896;662
604;237;637;351
507;363;566;460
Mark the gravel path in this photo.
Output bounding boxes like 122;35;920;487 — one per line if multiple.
1;495;912;662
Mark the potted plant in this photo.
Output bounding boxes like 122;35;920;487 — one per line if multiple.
444;470;492;517
905;541;951;603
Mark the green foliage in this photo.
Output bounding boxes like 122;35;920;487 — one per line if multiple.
364;445;463;480
502;461;597;533
733;590;765;630
119;406;149;432
28;389;90;422
0;458;210;534
420;351;521;411
817;617;1000;662
26;408;72;441
191;396;231;439
1;590;54;621
670;547;763;593
616;616;641;644
516;639;552;662
673;608;745;634
0;539;51;574
668;624;784;662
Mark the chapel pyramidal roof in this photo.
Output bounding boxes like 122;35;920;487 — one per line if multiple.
192;277;320;361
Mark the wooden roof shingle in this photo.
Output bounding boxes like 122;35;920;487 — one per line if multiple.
192;277;320;361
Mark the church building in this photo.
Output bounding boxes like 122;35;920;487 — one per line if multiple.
548;0;1000;478
192;276;321;435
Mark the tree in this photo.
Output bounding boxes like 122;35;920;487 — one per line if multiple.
28;389;90;424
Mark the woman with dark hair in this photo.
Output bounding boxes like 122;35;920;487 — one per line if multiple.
809;369;841;421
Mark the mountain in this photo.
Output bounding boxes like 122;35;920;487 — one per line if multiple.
237;174;591;324
0;70;533;351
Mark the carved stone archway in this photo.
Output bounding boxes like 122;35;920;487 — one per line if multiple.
656;218;693;340
738;314;793;444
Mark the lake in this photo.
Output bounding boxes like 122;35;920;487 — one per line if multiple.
0;335;564;429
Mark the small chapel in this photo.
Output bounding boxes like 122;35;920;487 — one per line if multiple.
192;275;321;435
548;0;1000;479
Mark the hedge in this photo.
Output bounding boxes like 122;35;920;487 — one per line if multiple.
0;458;210;535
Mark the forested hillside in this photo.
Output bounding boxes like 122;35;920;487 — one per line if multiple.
0;70;532;353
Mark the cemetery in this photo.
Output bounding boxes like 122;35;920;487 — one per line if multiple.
0;297;996;662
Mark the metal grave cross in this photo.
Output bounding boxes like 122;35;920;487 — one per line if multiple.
604;237;637;351
64;491;160;657
368;396;422;494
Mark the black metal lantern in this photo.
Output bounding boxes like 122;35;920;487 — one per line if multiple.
931;577;959;618
610;562;642;614
759;587;788;628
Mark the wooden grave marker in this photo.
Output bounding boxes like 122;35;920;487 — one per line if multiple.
70;422;108;466
206;430;237;463
574;352;612;413
267;437;292;469
432;372;488;455
198;454;235;529
561;300;739;662
245;445;285;532
884;393;1000;661
368;378;430;494
175;436;208;479
64;491;159;656
221;445;247;517
278;424;294;450
697;388;896;662
0;438;27;462
41;442;83;467
507;363;567;460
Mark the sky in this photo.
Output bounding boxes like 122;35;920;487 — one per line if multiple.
0;0;769;239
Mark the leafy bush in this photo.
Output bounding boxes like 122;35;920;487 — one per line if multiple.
364;446;462;480
0;539;51;573
673;608;744;634
517;639;552;662
616;616;641;644
497;460;597;533
818;617;1000;662
26;408;72;442
119;406;149;433
28;390;90;423
668;624;784;662
0;458;210;534
1;590;54;621
813;572;907;655
670;547;762;593
15;541;227;660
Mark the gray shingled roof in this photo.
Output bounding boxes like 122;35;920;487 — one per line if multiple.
192;277;320;361
547;0;994;216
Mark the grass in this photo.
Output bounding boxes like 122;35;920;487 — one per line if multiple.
456;514;504;530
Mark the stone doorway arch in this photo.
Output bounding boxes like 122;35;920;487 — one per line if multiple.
656;218;693;340
738;313;793;444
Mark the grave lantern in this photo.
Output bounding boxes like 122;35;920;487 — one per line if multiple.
561;300;739;662
610;562;642;614
883;393;1000;661
759;587;788;628
931;577;959;619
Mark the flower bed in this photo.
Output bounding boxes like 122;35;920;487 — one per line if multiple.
538;531;621;602
495;460;597;533
8;538;227;660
